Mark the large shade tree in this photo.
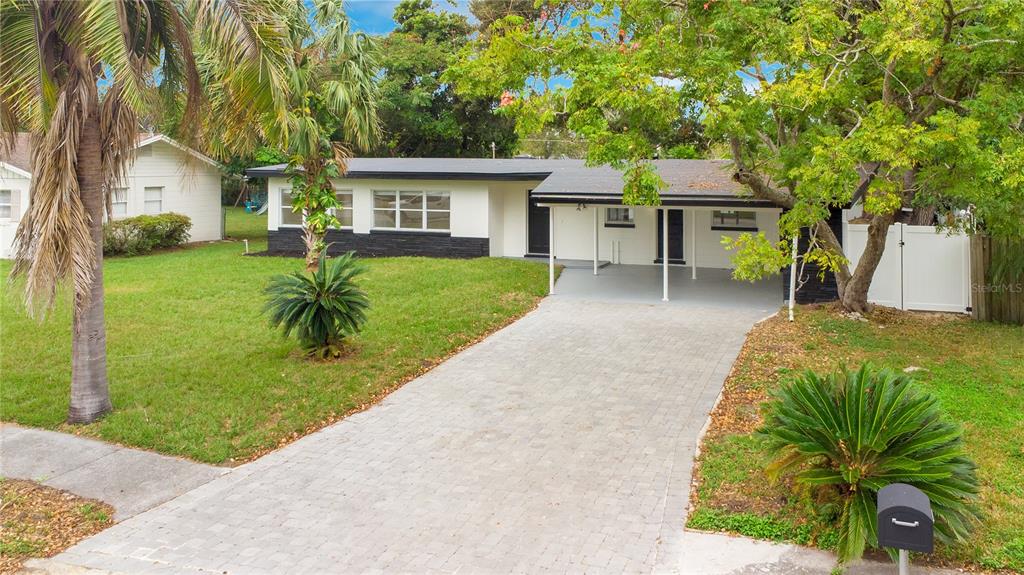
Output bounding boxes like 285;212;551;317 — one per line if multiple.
449;0;1024;312
1;0;289;423
374;0;517;158
271;0;379;270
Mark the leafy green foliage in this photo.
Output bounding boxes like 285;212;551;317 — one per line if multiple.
264;253;370;358
449;0;1024;308
722;233;791;283
263;0;380;268
759;364;981;564
102;214;193;257
374;0;517;158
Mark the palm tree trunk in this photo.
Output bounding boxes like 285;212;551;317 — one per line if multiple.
68;106;112;424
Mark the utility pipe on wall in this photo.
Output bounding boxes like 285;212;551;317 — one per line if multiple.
788;233;798;321
662;208;669;302
593;206;599;275
691;208;697;280
548;206;555;295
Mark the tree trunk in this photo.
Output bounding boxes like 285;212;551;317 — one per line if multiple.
303;223;322;272
838;212;896;314
68;106;112;424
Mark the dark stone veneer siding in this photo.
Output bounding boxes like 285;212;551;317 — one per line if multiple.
781;207;844;304
267;227;490;258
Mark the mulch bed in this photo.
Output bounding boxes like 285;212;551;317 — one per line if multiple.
0;479;113;574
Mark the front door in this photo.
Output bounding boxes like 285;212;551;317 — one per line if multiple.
656;209;685;264
527;192;550;255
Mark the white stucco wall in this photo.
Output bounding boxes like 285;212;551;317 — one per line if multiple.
545;205;781;268
268;177;494;238
0;165;31;259
263;174;781;268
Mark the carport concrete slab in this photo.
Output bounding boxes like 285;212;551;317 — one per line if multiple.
0;424;225;521
555;264;782;312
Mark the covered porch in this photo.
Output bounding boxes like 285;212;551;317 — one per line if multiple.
552;264;782;311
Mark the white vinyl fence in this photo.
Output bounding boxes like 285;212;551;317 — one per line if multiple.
844;223;971;313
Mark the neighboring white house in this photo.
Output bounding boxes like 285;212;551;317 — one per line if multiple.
0;133;224;258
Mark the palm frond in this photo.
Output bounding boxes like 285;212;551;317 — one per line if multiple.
758;364;982;564
264;252;370;358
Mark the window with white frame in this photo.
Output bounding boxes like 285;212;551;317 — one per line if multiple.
143;186;163;214
111;187;128;217
280;189;302;226
333;189;353;228
605;207;634;227
711;210;758;231
0;190;12;219
373;190;450;231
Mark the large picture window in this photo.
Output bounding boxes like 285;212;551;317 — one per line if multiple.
333;190;353;228
373;190;450;231
711;210;758;231
280;189;302;226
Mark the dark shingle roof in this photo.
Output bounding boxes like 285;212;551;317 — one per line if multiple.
245;158;769;206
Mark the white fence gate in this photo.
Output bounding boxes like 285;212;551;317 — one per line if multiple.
844;223;971;313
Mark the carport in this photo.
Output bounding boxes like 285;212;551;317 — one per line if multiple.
530;161;783;307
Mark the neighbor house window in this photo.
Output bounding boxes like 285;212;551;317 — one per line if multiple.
143;186;163;214
605;207;634;227
0;190;11;219
333;189;353;228
280;189;302;226
711;210;757;231
373;190;450;231
111;187;128;217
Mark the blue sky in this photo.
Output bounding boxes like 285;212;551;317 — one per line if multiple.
346;0;474;34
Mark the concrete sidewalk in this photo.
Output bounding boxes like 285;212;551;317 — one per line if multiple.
0;424;226;520
678;530;962;575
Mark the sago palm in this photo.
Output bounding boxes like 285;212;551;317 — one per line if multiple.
272;0;380;270
264;251;370;358
1;0;290;423
759;364;981;564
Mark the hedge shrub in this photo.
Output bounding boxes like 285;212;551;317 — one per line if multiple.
103;213;192;256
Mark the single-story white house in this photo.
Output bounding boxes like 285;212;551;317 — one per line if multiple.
247;158;973;313
247;158;792;296
0;133;224;258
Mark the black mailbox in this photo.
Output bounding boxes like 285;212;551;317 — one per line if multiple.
877;483;934;553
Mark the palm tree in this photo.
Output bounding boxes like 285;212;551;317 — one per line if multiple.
0;0;289;423
274;0;380;270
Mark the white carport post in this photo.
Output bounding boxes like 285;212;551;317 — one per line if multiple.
593;206;599;275
691;208;698;280
548;205;555;294
662;208;669;301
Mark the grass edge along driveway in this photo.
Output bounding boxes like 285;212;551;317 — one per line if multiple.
687;305;1024;573
1;236;549;465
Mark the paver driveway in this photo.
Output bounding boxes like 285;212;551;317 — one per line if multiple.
54;298;767;574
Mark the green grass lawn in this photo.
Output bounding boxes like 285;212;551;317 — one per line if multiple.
689;307;1024;572
1;222;547;464
223;205;267;242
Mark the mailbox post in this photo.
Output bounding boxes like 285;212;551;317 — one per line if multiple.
877;483;934;575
